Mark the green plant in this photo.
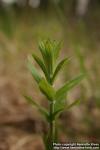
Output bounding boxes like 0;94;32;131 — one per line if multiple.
25;39;84;150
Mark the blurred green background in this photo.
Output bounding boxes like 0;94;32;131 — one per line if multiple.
0;0;100;149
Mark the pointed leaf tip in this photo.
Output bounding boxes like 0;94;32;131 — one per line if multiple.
27;58;41;83
66;99;80;110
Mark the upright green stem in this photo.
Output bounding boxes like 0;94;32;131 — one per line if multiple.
44;101;54;150
49;101;54;149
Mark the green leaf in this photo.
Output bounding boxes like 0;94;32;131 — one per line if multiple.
24;95;49;120
27;59;41;83
39;78;55;101
45;41;53;74
56;74;84;101
39;40;53;74
52;57;70;83
32;53;49;81
52;108;63;120
54;90;67;112
39;41;46;58
65;99;80;110
54;97;67;113
53;99;80;119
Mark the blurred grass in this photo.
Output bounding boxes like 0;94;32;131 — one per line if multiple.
0;4;100;99
0;4;100;143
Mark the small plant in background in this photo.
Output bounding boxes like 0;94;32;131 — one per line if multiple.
25;39;84;150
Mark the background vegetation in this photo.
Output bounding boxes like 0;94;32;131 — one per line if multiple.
0;0;100;149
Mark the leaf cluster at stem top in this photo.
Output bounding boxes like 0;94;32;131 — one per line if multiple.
38;39;63;84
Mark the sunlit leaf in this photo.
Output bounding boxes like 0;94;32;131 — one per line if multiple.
39;78;55;101
32;53;49;81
